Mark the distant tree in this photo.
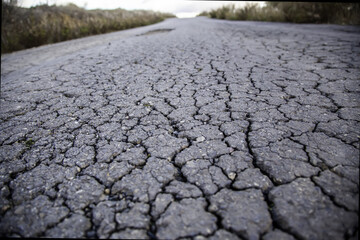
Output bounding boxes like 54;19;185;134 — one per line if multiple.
2;0;18;6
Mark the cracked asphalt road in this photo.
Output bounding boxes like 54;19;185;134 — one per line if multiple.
1;17;359;239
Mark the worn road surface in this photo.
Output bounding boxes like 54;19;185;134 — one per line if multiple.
1;17;359;239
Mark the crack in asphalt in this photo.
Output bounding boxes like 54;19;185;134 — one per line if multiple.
0;17;359;239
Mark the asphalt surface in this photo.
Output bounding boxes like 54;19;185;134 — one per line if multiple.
0;17;359;239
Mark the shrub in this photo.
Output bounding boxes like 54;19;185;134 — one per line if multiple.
199;2;360;25
1;1;175;53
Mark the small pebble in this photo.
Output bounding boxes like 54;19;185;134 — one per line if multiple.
228;172;236;180
196;136;205;142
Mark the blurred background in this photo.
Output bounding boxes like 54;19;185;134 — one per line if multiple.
2;0;360;54
18;0;265;18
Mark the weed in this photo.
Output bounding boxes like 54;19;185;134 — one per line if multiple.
1;1;175;53
198;2;360;25
24;138;35;148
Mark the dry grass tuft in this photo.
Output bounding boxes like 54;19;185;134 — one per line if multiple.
1;1;175;53
198;2;360;25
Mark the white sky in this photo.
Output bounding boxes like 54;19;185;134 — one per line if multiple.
18;0;265;18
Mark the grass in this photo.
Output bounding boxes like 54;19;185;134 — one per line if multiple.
198;2;360;25
1;1;175;54
24;138;35;148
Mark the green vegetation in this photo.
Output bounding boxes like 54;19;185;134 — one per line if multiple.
198;2;360;25
24;138;35;148
1;0;175;53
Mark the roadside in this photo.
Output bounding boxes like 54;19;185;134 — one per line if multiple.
1;1;175;54
198;2;360;25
